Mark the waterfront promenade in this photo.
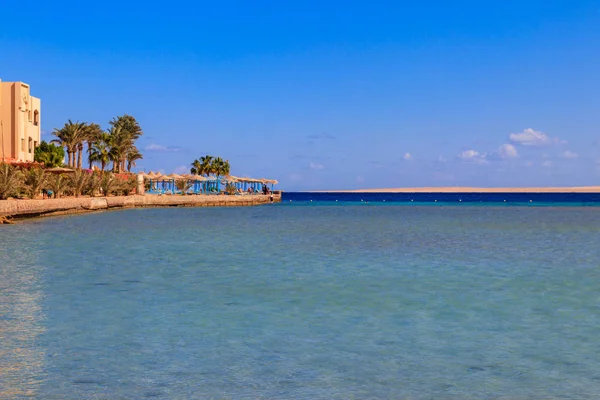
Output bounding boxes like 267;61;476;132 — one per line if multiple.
0;193;281;222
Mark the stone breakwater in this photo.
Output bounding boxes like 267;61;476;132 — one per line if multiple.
0;193;281;222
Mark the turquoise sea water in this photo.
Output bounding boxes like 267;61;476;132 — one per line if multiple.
2;204;600;399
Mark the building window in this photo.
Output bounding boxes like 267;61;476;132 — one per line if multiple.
33;110;39;126
21;139;25;151
28;137;33;154
34;141;38;149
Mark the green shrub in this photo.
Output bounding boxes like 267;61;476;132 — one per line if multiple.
34;141;65;168
175;179;192;195
24;168;47;199
0;163;24;200
100;172;116;196
45;174;69;198
85;172;103;197
68;170;91;197
225;183;237;195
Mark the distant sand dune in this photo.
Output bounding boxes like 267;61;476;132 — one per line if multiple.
318;186;600;193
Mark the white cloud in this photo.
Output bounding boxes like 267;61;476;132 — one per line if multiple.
402;152;412;161
509;128;565;147
173;165;188;174
145;143;181;152
542;160;553;168
309;162;325;170
457;149;488;164
562;150;578;159
497;143;518;158
437;155;448;162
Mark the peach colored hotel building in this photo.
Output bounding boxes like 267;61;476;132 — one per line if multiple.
0;79;41;163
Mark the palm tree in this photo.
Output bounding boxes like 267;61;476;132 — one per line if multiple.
84;123;104;170
109;115;144;172
221;159;231;176
200;155;214;177
106;124;130;173
190;159;202;175
89;132;112;172
126;147;143;172
212;157;230;177
52;120;86;168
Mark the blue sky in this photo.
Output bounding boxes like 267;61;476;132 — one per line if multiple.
1;0;599;190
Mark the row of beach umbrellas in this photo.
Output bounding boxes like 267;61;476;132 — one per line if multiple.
139;171;278;185
140;171;207;181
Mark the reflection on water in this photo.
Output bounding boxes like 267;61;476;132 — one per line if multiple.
0;227;46;398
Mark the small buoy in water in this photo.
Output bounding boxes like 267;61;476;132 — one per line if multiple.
411;199;414;202
383;199;386;202
530;200;533;203
434;200;438;202
310;200;313;202
361;199;364;202
504;200;506;202
459;199;462;202
335;199;338;202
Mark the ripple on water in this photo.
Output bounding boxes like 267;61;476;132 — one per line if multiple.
1;206;600;399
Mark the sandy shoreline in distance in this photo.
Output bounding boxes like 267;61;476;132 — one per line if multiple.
315;187;600;193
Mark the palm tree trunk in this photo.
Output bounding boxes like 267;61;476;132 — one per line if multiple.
68;151;72;168
78;149;83;170
87;143;92;170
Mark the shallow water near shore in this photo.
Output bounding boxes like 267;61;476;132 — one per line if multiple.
2;205;600;399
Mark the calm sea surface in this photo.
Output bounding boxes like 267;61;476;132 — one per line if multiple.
2;202;600;399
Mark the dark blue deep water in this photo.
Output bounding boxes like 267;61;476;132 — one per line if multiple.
2;202;600;398
283;191;600;205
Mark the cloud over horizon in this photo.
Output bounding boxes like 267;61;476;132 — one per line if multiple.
509;128;565;147
496;143;518;159
457;149;488;164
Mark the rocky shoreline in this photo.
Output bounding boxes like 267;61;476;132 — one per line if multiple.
0;193;281;223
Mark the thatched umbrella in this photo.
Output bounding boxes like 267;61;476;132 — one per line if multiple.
46;167;75;174
222;175;238;183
